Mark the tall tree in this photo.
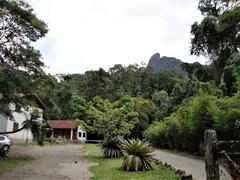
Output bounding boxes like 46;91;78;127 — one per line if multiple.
180;63;195;79
198;0;238;17
191;0;240;92
0;0;48;115
83;68;113;100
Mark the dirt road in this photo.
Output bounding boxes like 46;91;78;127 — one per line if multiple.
1;145;95;180
154;149;231;180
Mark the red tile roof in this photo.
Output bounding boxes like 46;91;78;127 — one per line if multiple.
47;120;77;129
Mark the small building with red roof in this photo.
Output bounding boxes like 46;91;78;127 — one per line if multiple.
47;120;86;141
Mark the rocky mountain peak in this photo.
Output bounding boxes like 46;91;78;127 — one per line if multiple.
147;52;186;75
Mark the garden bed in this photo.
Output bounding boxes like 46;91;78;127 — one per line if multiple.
80;144;179;180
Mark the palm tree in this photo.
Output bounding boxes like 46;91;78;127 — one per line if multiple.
22;108;42;144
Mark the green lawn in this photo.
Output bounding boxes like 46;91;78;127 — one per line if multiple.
80;144;179;180
0;155;33;175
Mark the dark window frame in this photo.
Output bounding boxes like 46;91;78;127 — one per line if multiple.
13;122;19;131
0;136;5;140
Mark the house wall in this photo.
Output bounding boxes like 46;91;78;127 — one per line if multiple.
7;109;33;143
77;126;87;141
0;114;8;132
0;104;43;143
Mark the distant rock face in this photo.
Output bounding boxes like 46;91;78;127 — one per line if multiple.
147;53;186;75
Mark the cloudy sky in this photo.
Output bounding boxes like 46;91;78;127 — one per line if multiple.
30;0;206;74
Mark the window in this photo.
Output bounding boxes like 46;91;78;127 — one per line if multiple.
83;133;86;138
13;122;19;131
78;132;82;137
0;136;5;141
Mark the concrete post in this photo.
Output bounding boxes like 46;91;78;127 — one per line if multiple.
205;130;219;180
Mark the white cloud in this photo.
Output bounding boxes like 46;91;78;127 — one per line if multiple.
31;0;206;74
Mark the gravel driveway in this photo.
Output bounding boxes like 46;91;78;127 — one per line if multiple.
154;150;231;180
1;144;96;180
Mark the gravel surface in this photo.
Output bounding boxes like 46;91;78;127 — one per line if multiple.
1;145;96;180
154;150;231;180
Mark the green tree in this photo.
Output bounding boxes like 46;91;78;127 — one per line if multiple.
198;0;238;17
144;94;228;154
215;93;240;140
225;53;240;91
0;0;48;116
22;108;45;145
189;95;220;152
83;68;113;100
72;96;139;139
0;0;48;72
191;1;240;90
91;97;139;139
180;63;195;79
180;62;213;82
193;64;214;82
152;90;170;120
109;64;126;99
34;75;62;119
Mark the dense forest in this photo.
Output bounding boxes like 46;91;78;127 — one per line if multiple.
1;0;240;155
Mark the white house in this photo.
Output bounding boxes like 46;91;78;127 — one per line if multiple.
0;95;46;143
77;125;87;141
0;104;43;143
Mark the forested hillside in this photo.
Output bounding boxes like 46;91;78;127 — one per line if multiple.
1;0;240;155
34;0;240;154
33;61;222;141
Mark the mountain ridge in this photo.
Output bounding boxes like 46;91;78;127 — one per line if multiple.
147;53;186;75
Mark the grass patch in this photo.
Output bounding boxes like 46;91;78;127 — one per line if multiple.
14;141;68;147
80;144;179;180
14;143;39;147
0;155;33;175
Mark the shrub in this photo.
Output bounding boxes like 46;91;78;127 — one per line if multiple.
121;139;155;171
144;121;168;148
214;94;240;140
188;94;220;152
101;138;123;158
144;94;223;154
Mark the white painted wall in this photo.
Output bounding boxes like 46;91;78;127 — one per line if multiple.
77;126;87;141
0;104;43;143
0;114;8;132
8;108;33;142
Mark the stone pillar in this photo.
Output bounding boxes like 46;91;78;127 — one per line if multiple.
205;130;219;180
70;129;73;140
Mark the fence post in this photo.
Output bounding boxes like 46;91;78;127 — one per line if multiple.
205;130;219;180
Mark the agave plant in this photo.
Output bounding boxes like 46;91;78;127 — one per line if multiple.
101;137;123;158
121;139;155;171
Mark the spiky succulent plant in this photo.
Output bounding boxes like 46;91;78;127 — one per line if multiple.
121;139;155;171
101;137;123;158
